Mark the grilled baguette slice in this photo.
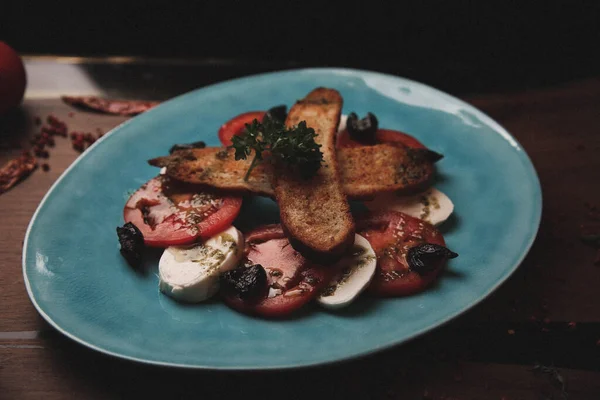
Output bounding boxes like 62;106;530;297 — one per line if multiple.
269;88;354;263
149;144;435;199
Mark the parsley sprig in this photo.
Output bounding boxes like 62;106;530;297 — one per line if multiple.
230;115;323;181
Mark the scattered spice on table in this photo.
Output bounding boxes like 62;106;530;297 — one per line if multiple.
0;152;37;194
61;96;160;116
41;163;50;172
69;131;97;153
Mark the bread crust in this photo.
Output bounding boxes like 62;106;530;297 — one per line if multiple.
270;88;354;263
149;145;435;199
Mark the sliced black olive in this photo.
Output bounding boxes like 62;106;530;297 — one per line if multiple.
116;222;145;268
169;141;206;154
346;112;378;144
220;264;268;302
265;105;288;123
407;243;458;275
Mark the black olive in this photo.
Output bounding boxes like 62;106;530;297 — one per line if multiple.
264;105;288;123
407;243;458;275
346;112;378;144
169;141;206;154
220;264;268;302
116;222;145;268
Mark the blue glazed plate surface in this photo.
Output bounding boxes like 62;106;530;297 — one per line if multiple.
23;68;541;369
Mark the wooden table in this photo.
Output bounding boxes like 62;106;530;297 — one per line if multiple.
1;59;599;399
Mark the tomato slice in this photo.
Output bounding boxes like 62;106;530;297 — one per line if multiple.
218;111;267;147
356;211;451;296
123;176;242;247
337;128;426;149
222;224;335;318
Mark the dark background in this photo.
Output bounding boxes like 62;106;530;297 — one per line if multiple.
2;2;599;95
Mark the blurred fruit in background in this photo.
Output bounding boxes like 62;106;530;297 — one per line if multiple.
0;42;27;115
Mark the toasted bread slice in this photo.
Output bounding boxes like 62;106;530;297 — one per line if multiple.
269;88;354;263
149;144;434;199
150;148;274;197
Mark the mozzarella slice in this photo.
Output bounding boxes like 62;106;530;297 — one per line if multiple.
364;187;454;226
317;234;377;309
158;226;243;303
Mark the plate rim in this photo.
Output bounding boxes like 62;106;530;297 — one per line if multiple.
22;67;543;370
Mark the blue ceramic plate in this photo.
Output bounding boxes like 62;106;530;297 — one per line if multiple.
23;68;541;369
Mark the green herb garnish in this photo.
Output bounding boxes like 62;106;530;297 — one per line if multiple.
229;115;323;181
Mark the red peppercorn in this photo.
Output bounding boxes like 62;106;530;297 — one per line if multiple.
42;163;50;172
40;150;49;159
47;137;55;147
73;142;84;152
68;112;74;117
47;115;61;126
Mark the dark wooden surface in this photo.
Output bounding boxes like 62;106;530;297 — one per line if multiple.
1;68;599;399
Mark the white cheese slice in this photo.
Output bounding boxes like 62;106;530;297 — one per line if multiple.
158;226;243;303
364;187;454;226
317;234;377;309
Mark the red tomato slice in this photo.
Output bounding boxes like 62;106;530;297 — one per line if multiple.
223;225;335;318
123;176;242;247
218;111;267;147
337;128;426;149
356;211;450;297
